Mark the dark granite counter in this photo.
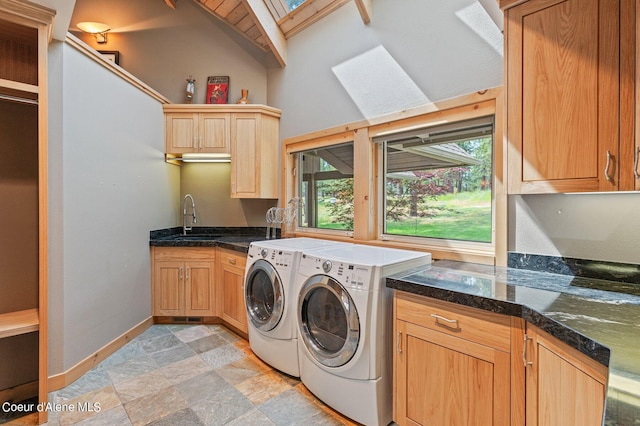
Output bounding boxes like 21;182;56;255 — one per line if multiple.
149;227;276;253
387;260;640;425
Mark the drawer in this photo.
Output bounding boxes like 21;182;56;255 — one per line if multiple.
395;291;511;352
217;248;247;269
153;246;215;261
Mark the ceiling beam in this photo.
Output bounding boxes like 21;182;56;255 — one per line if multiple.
243;0;287;66
354;0;372;24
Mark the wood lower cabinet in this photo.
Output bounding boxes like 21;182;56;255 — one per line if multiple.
524;324;608;426
393;292;512;426
152;247;216;317
216;248;248;333
393;292;610;426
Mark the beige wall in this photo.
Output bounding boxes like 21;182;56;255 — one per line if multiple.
70;0;268;105
179;163;276;227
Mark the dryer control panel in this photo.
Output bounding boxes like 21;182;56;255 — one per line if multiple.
249;245;295;270
301;255;374;290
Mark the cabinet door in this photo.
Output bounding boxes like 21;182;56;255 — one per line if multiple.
525;325;607;426
153;261;184;316
217;250;248;333
184;261;215;316
199;113;230;153
506;0;620;193
394;320;510;426
230;113;259;198
165;112;198;153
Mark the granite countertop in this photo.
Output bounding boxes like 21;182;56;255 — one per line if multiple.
387;260;640;425
149;227;276;253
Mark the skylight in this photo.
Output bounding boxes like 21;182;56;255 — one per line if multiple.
286;0;307;12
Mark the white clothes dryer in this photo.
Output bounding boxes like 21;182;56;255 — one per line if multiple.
295;245;431;425
243;238;349;377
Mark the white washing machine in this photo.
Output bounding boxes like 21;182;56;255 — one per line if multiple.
296;245;431;426
243;238;349;377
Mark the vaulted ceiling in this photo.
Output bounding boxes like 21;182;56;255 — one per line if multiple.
191;0;372;66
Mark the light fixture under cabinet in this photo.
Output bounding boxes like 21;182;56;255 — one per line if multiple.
77;21;111;44
178;153;231;163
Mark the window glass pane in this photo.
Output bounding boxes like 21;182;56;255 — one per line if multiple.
297;142;354;231
383;119;493;243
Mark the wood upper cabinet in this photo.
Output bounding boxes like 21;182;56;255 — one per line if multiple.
230;110;280;199
523;324;608;425
163;104;281;199
216;248;248;333
152;247;216;317
504;0;636;193
164;109;230;154
393;292;512;426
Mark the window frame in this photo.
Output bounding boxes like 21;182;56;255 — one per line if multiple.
282;88;506;265
373;109;497;256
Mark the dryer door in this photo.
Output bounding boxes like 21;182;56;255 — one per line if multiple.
298;275;360;367
245;259;284;332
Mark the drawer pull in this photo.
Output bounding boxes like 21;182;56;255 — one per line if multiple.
431;313;460;330
228;257;236;265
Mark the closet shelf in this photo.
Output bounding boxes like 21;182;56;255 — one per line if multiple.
0;309;39;339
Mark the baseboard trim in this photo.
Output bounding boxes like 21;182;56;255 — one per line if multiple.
48;317;154;392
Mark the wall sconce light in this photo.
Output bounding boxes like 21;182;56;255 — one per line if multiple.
77;22;111;44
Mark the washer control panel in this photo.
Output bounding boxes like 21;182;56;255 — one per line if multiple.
249;245;295;269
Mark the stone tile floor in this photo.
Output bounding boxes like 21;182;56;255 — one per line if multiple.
6;324;358;426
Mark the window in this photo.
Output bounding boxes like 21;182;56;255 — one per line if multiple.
377;117;494;243
297;142;354;232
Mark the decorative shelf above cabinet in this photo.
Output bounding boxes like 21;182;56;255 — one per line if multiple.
163;104;282;199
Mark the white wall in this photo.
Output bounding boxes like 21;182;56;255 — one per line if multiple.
509;193;640;264
48;41;179;374
70;0;268;105
267;0;504;139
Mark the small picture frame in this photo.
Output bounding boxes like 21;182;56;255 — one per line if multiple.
98;50;120;65
206;76;229;104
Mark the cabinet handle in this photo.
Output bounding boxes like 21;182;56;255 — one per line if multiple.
604;150;614;183
193;136;197;149
199;136;203;150
430;313;459;329
523;334;533;367
179;266;183;280
186;267;190;280
396;331;402;354
634;147;640;179
228;257;236;265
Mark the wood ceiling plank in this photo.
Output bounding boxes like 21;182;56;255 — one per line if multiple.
227;3;249;25
199;0;225;12
216;0;243;18
236;14;255;32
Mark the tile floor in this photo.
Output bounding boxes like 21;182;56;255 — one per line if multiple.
6;324;358;426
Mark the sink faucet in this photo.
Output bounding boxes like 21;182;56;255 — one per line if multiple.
183;194;197;235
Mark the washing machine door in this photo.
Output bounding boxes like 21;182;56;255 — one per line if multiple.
298;275;360;367
245;259;284;332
